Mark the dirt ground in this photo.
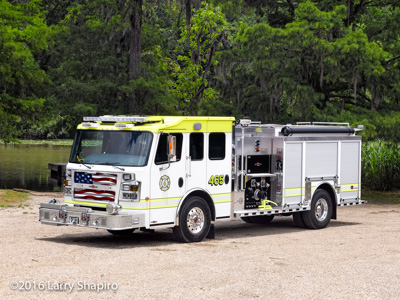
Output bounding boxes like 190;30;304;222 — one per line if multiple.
0;193;399;300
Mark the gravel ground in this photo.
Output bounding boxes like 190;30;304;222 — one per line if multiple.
0;193;399;300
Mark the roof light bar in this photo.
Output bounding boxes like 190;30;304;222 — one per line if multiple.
83;116;146;122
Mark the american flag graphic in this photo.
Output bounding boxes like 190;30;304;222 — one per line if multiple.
74;172;117;185
73;172;117;202
74;188;115;202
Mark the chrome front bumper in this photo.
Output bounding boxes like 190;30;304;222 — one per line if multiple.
39;203;145;230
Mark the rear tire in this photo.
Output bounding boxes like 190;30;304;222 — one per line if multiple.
302;189;333;229
107;228;135;236
173;196;211;243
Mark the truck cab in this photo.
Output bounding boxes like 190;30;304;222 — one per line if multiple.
40;116;234;242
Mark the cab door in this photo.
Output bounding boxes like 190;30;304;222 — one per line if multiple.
149;133;186;226
185;132;207;192
206;132;232;218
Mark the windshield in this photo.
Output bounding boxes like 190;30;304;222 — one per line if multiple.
69;130;153;167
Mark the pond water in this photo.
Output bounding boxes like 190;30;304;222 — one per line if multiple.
0;144;71;192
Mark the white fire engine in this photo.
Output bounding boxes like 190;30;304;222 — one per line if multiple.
39;116;366;242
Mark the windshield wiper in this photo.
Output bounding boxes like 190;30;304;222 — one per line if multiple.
111;165;125;171
104;163;125;171
76;154;92;169
81;163;92;169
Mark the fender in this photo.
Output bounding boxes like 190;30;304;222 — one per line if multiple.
175;188;216;226
313;182;338;220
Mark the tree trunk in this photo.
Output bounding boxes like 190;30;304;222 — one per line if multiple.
129;0;142;80
185;0;191;42
128;0;143;112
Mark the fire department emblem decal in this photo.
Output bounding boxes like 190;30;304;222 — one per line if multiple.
159;175;171;191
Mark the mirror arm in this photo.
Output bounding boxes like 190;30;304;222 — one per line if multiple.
159;132;171;171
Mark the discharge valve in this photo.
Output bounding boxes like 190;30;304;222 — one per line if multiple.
254;182;270;200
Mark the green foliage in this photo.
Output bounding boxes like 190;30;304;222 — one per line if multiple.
170;3;230;115
362;141;400;191
0;0;52;142
1;0;400;154
121;46;177;115
231;1;388;122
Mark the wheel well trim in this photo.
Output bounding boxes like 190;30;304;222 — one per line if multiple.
175;188;215;226
314;182;337;220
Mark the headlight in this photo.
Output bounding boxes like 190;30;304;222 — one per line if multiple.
123;174;135;181
123;174;131;181
66;169;72;177
122;183;139;191
120;181;140;202
106;203;122;215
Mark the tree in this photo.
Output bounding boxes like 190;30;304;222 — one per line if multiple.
170;3;230;115
229;1;387;121
0;0;52;142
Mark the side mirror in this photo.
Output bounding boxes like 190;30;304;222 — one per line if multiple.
168;135;177;162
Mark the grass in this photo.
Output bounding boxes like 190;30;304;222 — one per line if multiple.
0;139;73;146
0;190;29;208
362;189;400;204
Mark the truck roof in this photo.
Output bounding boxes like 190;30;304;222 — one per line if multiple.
78;116;235;133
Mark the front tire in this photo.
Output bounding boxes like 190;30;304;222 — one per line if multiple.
302;189;333;229
249;215;274;224
240;216;253;223
173;196;211;243
293;212;306;228
107;228;135;236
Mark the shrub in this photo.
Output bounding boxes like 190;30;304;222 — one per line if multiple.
362;140;400;191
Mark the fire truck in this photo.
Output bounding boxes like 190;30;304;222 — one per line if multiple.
39;116;366;242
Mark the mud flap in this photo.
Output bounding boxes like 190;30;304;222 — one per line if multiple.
206;224;215;239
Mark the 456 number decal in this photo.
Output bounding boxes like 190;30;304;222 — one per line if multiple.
208;175;224;186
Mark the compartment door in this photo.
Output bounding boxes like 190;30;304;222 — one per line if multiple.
340;141;361;203
283;142;303;207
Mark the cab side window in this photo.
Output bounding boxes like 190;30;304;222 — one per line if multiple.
209;133;225;160
190;133;204;161
155;133;183;164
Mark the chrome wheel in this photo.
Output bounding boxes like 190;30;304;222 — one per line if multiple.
173;196;211;243
302;189;332;229
186;207;205;233
315;198;328;222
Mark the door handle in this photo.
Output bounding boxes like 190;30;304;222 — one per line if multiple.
186;156;191;177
